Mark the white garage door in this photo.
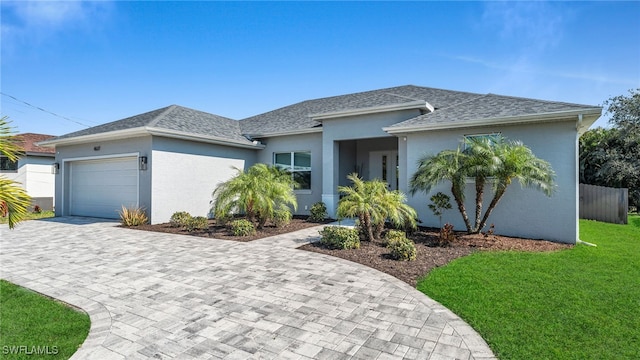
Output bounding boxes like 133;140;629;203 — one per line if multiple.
70;157;138;219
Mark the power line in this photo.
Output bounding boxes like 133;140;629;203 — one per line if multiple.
1;92;94;128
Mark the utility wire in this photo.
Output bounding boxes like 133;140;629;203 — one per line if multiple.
1;92;94;128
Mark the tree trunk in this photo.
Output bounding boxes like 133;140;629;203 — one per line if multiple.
477;187;507;233
452;185;473;233
472;178;485;233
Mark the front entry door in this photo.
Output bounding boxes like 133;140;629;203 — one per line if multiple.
369;151;398;191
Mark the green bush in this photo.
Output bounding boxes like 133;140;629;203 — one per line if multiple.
170;211;192;228
185;216;209;232
229;219;256;236
273;209;292;228
319;226;360;250
386;231;416;261
119;206;148;226
309;202;328;222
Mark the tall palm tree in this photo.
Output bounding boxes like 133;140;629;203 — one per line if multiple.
337;173;416;241
410;147;473;232
0;116;31;229
411;135;555;234
212;163;297;228
477;139;556;232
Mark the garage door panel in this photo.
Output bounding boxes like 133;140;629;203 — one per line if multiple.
70;157;139;219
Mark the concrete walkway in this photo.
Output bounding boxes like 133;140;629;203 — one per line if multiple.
0;217;495;360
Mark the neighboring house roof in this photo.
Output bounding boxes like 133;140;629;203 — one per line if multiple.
40;105;260;149
39;85;602;146
16;133;55;156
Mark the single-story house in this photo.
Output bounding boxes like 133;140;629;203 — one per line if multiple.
39;85;601;243
2;133;56;210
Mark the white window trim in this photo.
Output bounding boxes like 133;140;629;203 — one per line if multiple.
273;151;312;192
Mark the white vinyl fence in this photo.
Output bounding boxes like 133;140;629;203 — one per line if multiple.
579;184;628;224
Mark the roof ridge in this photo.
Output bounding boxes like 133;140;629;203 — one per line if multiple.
147;105;178;127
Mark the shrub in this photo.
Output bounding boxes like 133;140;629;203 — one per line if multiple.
33;205;42;214
309;202;328;222
319;226;360;250
119;206;148;226
185;216;209;232
170;211;192;228
273;209;292;228
438;223;456;246
229;219;256;236
383;229;406;246
386;231;416;261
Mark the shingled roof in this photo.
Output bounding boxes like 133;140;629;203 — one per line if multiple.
16;133;55;155
42;85;600;146
45;105;256;147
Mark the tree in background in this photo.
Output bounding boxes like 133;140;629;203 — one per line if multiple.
580;89;640;208
0;116;31;228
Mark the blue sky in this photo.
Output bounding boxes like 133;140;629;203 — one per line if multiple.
2;1;639;136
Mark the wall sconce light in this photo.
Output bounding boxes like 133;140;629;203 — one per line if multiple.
52;162;60;174
139;156;148;171
94;146;101;151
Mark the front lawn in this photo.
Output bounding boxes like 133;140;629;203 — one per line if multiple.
0;210;55;224
0;280;90;359
417;216;640;359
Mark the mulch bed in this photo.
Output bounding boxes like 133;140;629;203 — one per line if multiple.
125;218;572;286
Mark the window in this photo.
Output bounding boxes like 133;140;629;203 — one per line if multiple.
0;157;18;171
274;151;311;190
463;133;501;149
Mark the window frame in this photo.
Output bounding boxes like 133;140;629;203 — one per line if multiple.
463;133;501;150
0;157;18;172
273;151;312;192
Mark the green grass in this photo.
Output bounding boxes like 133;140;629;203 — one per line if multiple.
0;210;55;225
0;280;90;359
417;215;640;360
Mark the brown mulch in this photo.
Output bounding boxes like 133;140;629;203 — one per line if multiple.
125;218;572;287
124;216;330;242
299;228;572;286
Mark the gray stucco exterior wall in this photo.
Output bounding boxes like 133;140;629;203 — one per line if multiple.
403;120;579;243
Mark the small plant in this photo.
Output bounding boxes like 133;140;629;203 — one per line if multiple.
229;219;256;236
386;231;416;261
428;192;452;228
319;226;360;250
170;211;192;228
119;206;148;226
273;209;292;228
309;202;328;222
185;216;209;232
482;223;495;238
438;223;456;246
33;205;42;214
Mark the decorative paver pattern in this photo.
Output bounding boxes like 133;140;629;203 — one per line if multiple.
0;217;496;359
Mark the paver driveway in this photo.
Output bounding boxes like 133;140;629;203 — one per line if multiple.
0;217;495;360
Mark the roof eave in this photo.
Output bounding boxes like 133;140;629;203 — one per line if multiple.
146;127;265;149
244;126;323;139
384;108;602;134
36;127;150;147
310;100;431;121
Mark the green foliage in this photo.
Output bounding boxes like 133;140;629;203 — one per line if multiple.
337;173;417;241
385;231;416;261
0;116;31;229
185;216;209;232
0;280;90;359
229;219;256;236
418;217;640;359
428;192;452;227
118;206;148;226
309;201;328;222
319;226;360;250
580;89;640;207
273;208;292;228
170;211;192;228
411;135;555;234
212;164;297;228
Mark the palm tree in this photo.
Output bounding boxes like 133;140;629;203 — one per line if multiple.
411;135;555;234
410;147;473;232
476;139;555;232
337;173;416;241
0;116;31;229
211;163;297;228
